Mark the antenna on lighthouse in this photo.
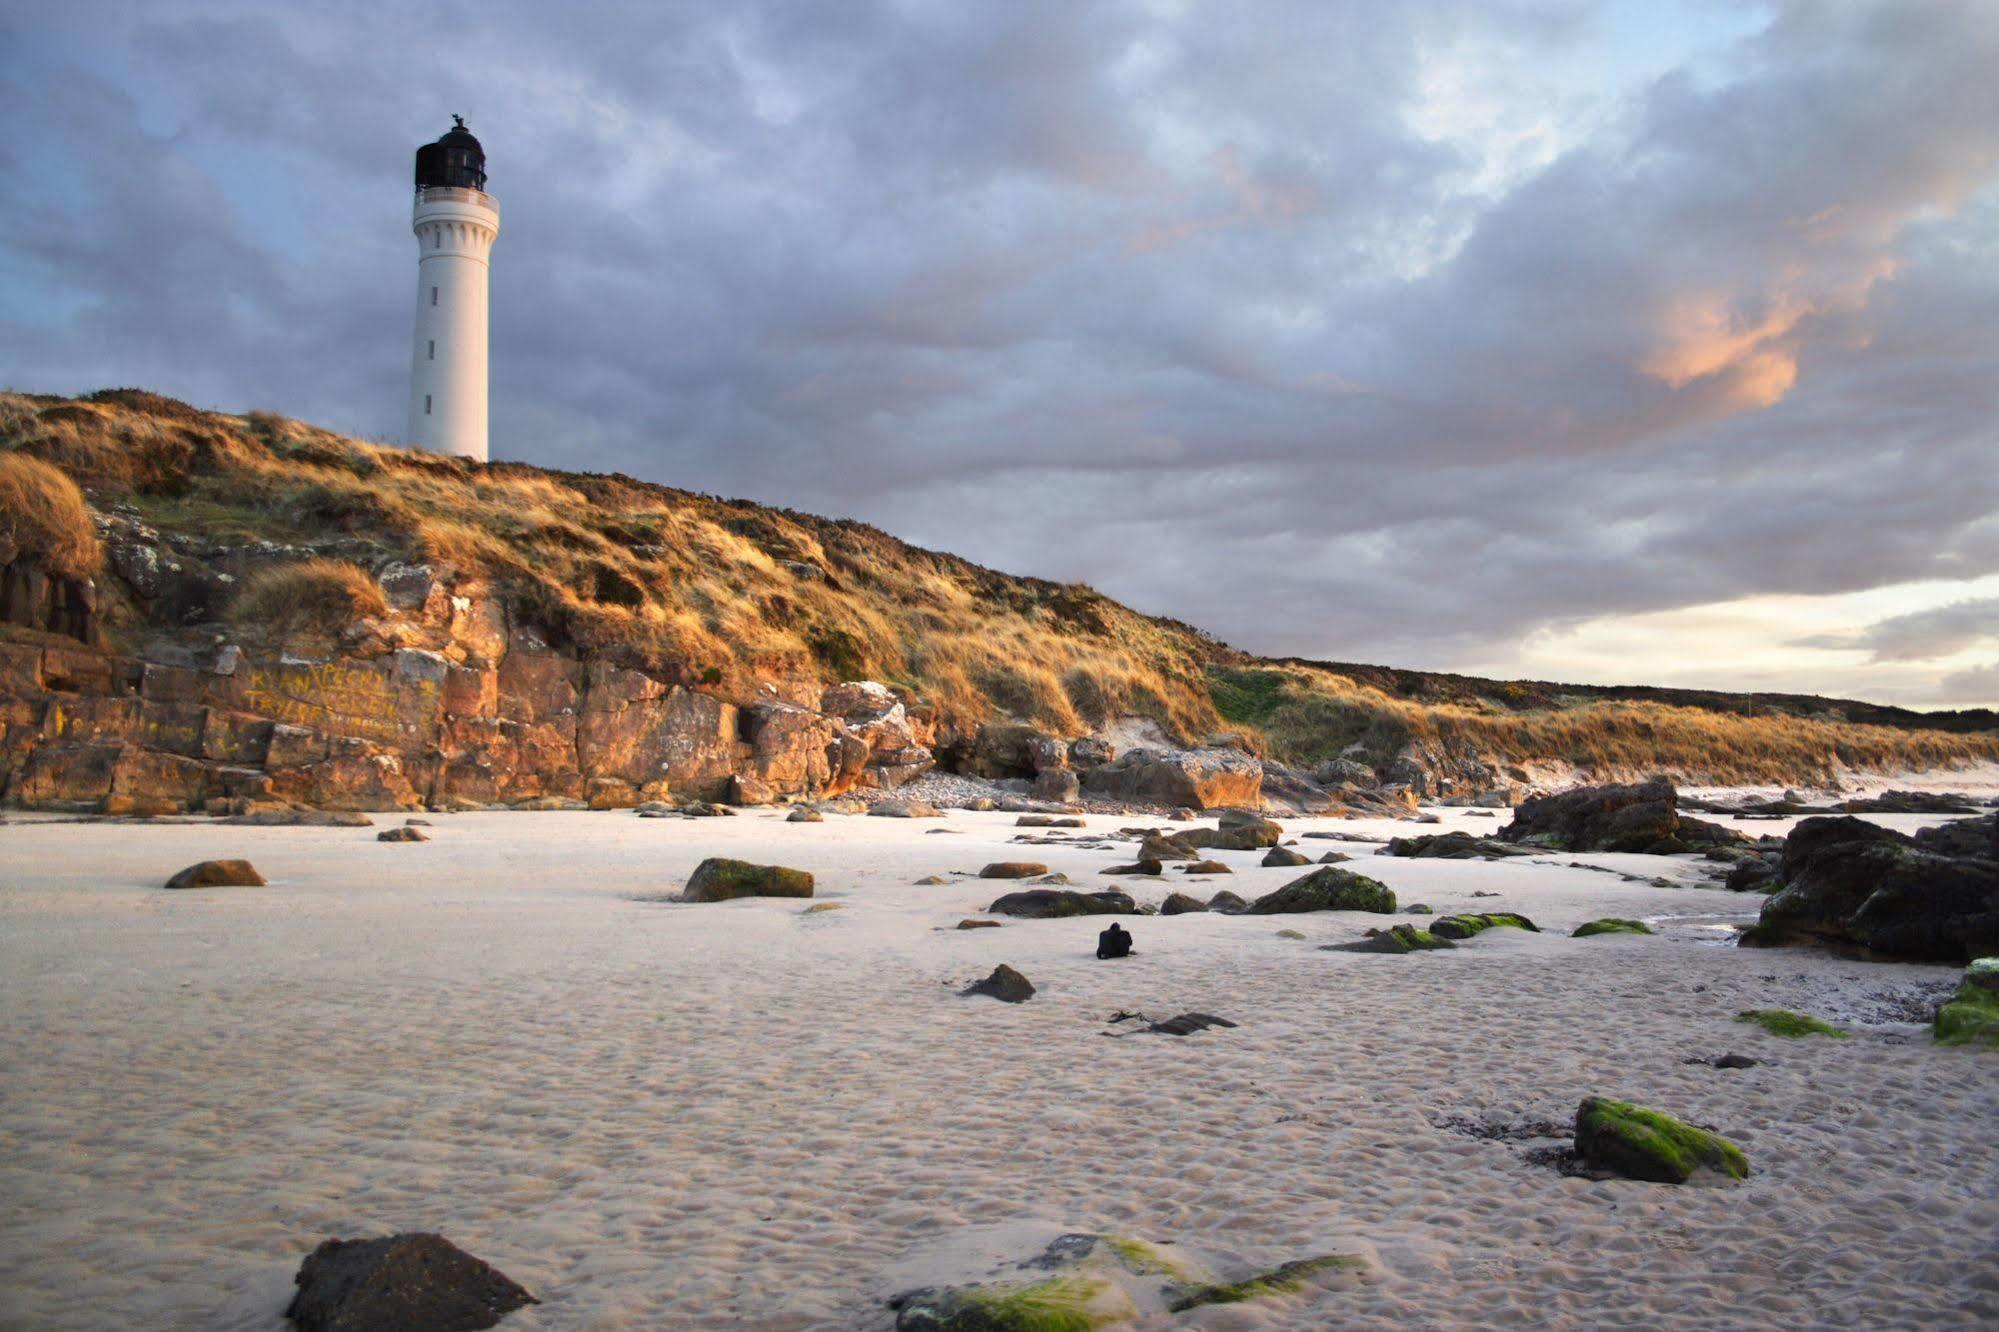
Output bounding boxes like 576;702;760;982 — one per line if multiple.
408;117;499;461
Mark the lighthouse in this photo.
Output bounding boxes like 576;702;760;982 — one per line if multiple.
408;116;499;461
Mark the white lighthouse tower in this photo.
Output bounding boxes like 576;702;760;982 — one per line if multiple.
408;116;499;461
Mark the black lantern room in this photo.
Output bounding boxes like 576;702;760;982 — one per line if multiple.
414;115;487;192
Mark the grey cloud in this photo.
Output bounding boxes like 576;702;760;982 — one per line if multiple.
3;0;1998;706
1796;597;1999;662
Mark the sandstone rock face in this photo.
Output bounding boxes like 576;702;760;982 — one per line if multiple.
1080;746;1262;811
1744;815;1999;962
285;1232;538;1332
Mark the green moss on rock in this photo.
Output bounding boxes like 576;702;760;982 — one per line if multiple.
1574;1096;1748;1184
1246;867;1396;915
1934;958;1999;1047
1166;1255;1365;1312
1734;1008;1847;1039
1573;918;1654;937
1430;912;1539;940
682;857;815;902
894;1276;1123;1331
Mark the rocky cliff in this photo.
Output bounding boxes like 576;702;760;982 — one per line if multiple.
2;387;1994;815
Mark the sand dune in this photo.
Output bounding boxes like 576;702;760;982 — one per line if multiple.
1;805;1993;1329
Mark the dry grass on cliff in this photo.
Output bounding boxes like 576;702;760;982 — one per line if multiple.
1211;663;1999;786
8;387;1993;783
229;558;388;650
0;451;104;577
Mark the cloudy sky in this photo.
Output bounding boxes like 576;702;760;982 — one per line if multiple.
4;1;1997;709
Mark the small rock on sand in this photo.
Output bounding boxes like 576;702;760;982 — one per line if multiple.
377;826;428;842
961;964;1035;1002
163;859;266;889
956;919;1003;930
285;1232;537;1332
979;862;1050;879
786;808;825;823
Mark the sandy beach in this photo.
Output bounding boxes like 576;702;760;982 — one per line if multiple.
2;802;1995;1330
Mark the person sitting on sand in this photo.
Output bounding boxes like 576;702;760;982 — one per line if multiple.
1097;922;1133;959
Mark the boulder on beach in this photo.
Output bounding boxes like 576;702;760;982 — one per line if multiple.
683;857;815;902
1245;867;1396;915
986;888;1136;918
377;826;427;842
1159;892;1209;915
1574;918;1653;937
1384;832;1533;860
1207;890;1249;913
1139;833;1198;861
786;807;825;823
1101;857;1163;876
1499;777;1745;854
1016;815;1085;828
913;875;948;885
1141;1012;1238;1036
1179;859;1230;875
1741;815;1999;962
163;859;266;889
285;1232;537;1332
1179;810;1283;852
1574;1097;1747;1184
1078;746;1263;810
1430;912;1538;939
961;964;1035;1003
1317;851;1351;864
978;862;1050;880
1260;846;1311;867
955;919;1002;930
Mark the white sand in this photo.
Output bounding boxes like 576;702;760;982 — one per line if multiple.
2;805;1995;1330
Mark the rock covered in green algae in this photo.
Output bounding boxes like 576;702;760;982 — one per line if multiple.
682;857;814;902
1429;912;1539;940
1574;1096;1748;1184
1245;867;1396;915
1734;1008;1848;1038
1326;924;1456;954
1934;958;1999;1047
1166;1255;1367;1312
891;1233;1365;1329
1573;918;1654;937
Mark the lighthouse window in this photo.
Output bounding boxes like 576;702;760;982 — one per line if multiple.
425;394;432;415
430;286;438;306
427;340;435;360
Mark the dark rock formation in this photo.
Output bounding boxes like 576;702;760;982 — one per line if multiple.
376;826;427;842
1259;847;1311;867
1742;815;1999;961
1178;811;1283;852
683;857;815;902
960;964;1035;1003
1159;892;1209;915
1327;924;1455;954
1206;890;1248;913
985;888;1136;918
1245;867;1396;915
1179;859;1230;875
284;1232;537;1332
164;859;266;889
1382;832;1534;860
1499;777;1745;854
